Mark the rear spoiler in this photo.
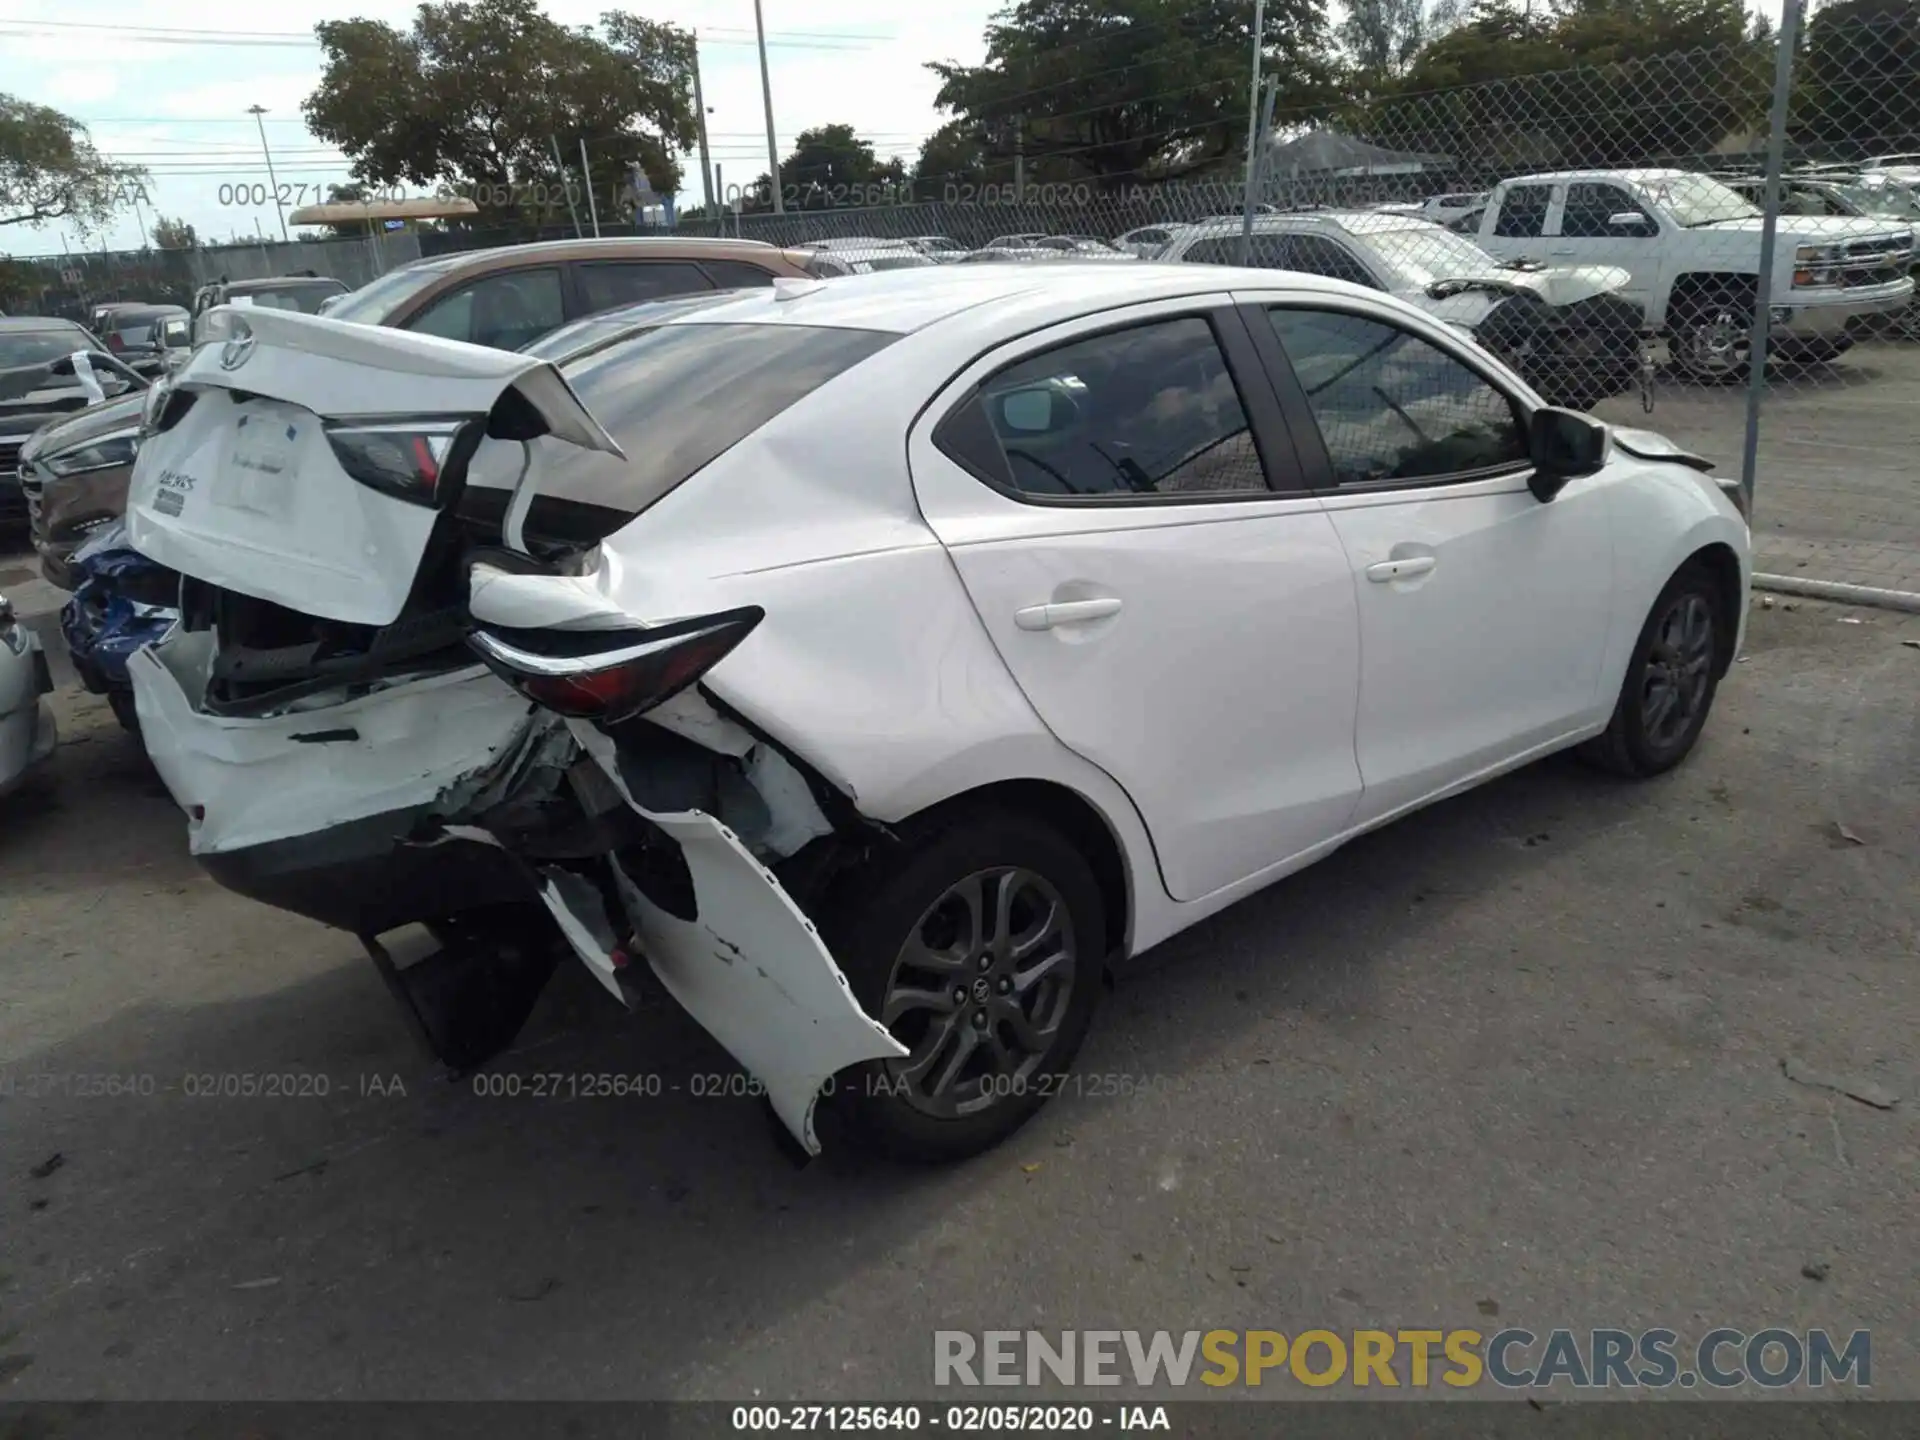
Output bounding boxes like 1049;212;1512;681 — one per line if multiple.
177;305;625;458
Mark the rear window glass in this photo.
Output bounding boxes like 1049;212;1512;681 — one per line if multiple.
0;329;88;367
483;322;897;527
234;284;349;314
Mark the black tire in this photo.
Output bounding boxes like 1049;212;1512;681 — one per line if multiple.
1581;561;1729;778
107;689;141;734
1671;289;1754;384
818;806;1106;1163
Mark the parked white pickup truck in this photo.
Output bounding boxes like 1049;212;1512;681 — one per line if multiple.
1471;168;1914;379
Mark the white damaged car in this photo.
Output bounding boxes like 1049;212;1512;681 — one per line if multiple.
125;268;1749;1161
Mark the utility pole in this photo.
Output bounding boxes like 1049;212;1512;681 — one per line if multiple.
248;105;289;241
1240;0;1267;263
550;136;584;237
691;31;717;217
753;0;784;213
579;138;603;238
1014;125;1026;205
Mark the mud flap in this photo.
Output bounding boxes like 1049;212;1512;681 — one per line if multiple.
564;722;908;1154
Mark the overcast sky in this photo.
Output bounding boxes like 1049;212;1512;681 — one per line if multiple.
0;0;999;255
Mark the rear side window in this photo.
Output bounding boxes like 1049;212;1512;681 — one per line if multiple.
478;323;897;530
1493;185;1552;238
952;315;1269;500
575;261;715;315
410;268;565;350
701;259;781;289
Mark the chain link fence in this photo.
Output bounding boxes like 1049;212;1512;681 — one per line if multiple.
9;10;1915;593
5;231;420;317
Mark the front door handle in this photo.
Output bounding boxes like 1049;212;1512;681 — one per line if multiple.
1366;556;1437;583
1015;597;1123;631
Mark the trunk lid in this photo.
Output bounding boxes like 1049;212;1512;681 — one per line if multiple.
126;305;623;629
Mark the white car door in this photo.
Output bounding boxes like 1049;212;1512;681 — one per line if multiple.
1247;297;1618;828
908;297;1363;904
1544;180;1662;314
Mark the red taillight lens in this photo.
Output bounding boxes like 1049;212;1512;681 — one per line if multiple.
324;419;472;508
470;608;764;724
106;333;126;352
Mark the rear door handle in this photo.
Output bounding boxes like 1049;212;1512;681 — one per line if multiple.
1366;556;1437;583
1015;597;1123;631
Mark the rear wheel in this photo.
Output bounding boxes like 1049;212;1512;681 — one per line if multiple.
820;807;1105;1163
1581;561;1728;778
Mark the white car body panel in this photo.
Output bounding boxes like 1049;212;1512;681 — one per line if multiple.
125;305;621;628
1316;469;1618;823
129;630;537;854
0;623;56;796
902;292;1363;901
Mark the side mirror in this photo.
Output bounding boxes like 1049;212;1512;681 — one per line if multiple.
1607;211;1656;235
1527;406;1608;501
991;385;1070;434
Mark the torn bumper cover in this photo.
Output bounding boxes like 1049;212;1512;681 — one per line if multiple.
128;628;558;933
528;720;907;1155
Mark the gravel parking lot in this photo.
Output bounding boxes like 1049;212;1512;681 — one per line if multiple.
2;571;1916;1404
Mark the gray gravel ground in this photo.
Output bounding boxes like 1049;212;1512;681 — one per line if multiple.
0;589;1915;1407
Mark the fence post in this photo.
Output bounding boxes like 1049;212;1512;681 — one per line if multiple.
1739;0;1805;516
1240;0;1267;263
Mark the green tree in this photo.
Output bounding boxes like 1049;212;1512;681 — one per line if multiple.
1794;0;1920;158
150;214;198;249
1;94;148;232
1350;0;1771;177
928;0;1338;189
303;0;696;229
913;119;1013;195
777;124;907;208
1340;0;1428;81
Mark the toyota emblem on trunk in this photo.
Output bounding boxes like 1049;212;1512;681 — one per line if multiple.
219;331;257;371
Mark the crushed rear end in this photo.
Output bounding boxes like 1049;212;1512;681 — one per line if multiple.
124;303;911;1153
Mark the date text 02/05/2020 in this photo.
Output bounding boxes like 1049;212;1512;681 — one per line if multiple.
465;1070;1176;1101
729;1405;1170;1432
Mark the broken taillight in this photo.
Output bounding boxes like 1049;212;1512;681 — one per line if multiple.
468;607;764;724
323;418;474;508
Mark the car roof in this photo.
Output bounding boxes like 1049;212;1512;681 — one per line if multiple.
99;303;190;319
1173;210;1434;237
593;263;1377;339
220;275;347;292
1501;167;1691;185
394;235;807;277
0;316;86;332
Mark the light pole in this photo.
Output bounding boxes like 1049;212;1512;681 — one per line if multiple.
248;105;289;242
691;31;717;216
752;0;784;213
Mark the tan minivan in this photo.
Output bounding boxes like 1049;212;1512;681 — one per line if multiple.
309;235;823;348
27;237;822;587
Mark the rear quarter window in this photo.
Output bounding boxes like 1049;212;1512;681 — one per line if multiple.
458;322;897;545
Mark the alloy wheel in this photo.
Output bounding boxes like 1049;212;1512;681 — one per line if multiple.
1640;591;1716;750
878;867;1078;1119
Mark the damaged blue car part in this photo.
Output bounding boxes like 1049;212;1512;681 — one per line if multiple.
59;518;180;731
